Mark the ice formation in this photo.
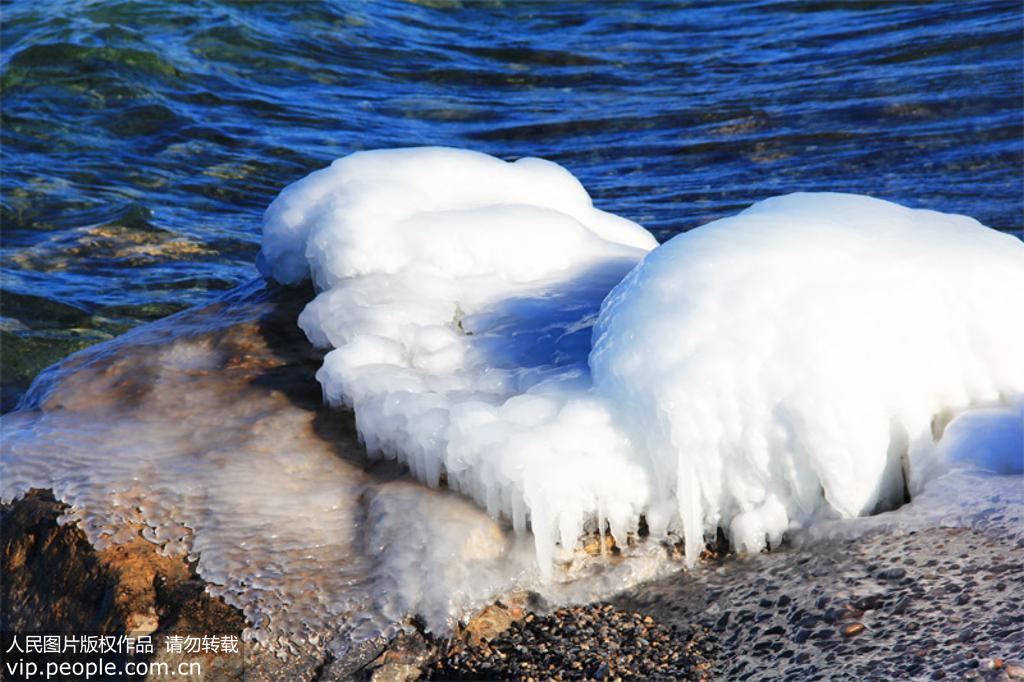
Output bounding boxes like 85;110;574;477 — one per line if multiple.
258;147;1024;570
592;194;1024;559
259;147;660;576
3;146;1022;654
799;399;1024;547
0;285;675;652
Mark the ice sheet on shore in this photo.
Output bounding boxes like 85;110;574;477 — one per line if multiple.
0;284;678;653
3;146;1022;653
259;147;1024;570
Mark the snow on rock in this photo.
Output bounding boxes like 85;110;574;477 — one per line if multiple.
259;148;1024;570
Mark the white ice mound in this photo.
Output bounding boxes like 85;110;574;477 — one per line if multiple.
258;146;655;288
259;147;1024;571
592;193;1024;559
260;147;659;576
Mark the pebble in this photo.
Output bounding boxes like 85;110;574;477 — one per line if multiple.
842;622;866;637
428;604;714;680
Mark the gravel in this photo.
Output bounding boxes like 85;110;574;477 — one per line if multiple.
428;603;715;681
422;520;1022;681
612;525;1024;681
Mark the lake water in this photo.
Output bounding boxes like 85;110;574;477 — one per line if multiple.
2;0;1021;408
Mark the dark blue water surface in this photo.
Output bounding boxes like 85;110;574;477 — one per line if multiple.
1;0;1021;407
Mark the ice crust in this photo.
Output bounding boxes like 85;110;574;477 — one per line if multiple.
3;147;1022;653
259;147;1024;570
0;286;677;653
260;148;660;576
592;193;1024;560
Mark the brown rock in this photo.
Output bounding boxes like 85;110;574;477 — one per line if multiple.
462;593;530;645
371;662;422;682
583;533;619;556
841;622;865;637
3;489;246;637
364;631;436;682
2;489;250;678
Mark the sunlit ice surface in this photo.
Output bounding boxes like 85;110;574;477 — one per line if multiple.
260;147;1024;570
3;148;1023;655
0;282;680;656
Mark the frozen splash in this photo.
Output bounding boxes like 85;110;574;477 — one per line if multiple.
259;147;661;577
260;147;1024;570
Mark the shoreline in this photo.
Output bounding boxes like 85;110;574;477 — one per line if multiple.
2;282;1021;681
5;487;1021;681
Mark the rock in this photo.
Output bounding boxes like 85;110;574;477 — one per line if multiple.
317;637;390;681
582;534;619;556
364;631;436;682
2;489;252;680
842;622;866;637
2;490;243;637
371;663;422;682
878;567;907;580
0;283;437;681
461;595;529;645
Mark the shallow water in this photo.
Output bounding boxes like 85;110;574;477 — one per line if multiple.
2;0;1021;406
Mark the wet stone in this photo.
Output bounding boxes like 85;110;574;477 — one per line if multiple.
604;521;1023;681
429;604;715;681
842;622;866;637
878;567;907;580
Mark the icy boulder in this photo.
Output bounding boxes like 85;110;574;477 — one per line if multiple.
259;147;660;576
259;148;1024;570
592;193;1024;560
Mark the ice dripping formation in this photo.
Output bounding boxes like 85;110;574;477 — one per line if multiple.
260;147;1024;570
4;147;1022;652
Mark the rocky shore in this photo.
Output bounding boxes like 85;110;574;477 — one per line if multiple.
3;282;1022;681
428;604;714;680
613;527;1023;681
5;486;1021;681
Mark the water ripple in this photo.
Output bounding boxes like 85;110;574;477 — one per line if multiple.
1;0;1021;409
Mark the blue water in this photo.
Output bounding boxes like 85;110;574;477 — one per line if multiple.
1;0;1021;407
